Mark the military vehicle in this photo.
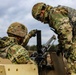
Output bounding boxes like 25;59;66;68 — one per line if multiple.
0;30;67;75
0;57;38;75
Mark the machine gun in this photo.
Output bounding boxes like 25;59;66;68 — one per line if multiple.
30;30;56;67
30;30;67;75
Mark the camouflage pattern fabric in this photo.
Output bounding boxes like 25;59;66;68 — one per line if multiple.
0;37;17;58
0;37;17;47
45;6;76;75
0;37;33;64
7;44;31;64
7;22;28;38
58;5;76;37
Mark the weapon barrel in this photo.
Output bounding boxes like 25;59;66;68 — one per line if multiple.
41;35;56;53
44;35;56;47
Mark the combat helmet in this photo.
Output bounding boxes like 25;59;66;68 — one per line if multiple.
7;22;28;37
32;2;52;23
32;2;46;20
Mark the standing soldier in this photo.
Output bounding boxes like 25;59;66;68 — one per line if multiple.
0;22;37;64
32;2;76;75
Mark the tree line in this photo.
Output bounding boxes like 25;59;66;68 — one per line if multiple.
25;45;58;51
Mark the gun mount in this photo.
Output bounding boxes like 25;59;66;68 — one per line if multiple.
30;30;56;65
30;30;57;75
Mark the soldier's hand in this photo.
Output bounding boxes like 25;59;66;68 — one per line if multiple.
29;29;37;37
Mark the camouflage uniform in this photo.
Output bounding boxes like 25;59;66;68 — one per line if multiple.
0;22;37;64
32;3;76;74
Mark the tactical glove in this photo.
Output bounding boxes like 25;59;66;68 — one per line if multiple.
29;29;37;37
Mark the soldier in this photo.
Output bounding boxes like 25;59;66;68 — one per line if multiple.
0;22;37;64
32;2;76;75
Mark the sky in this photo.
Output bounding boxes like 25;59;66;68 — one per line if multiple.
0;0;76;45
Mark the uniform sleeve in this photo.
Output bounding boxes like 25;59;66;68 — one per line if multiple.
57;18;72;50
49;7;73;51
